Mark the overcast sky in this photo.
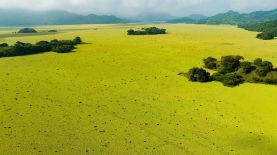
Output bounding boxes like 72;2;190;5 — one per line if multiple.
0;0;276;17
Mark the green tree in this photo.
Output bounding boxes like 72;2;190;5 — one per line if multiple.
256;61;273;76
36;41;52;52
203;57;217;69
254;58;263;66
73;36;82;45
257;32;274;40
0;43;8;47
221;73;244;87
53;45;74;53
218;55;244;74
187;67;211;82
240;61;255;74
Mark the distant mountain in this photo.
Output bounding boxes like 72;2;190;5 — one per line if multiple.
188;14;207;20
135;12;177;22
167;9;277;25
167;17;196;23
200;10;242;25
0;9;130;26
167;14;206;23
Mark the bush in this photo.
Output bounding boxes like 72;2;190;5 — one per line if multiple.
53;45;74;53
261;61;273;71
221;73;244;87
127;29;147;35
254;58;263;66
144;27;166;34
240;61;255;74
217;55;244;74
257;32;274;40
255;61;273;77
18;28;37;33
187;67;211;82
127;29;135;35
203;57;217;69
264;78;277;84
36;41;52;52
73;36;82;45
211;72;225;81
0;43;8;47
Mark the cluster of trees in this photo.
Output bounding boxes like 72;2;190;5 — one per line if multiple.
185;55;277;87
127;27;166;35
239;20;277;40
0;37;82;57
18;28;37;33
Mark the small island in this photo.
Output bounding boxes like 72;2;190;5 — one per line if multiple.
181;55;277;87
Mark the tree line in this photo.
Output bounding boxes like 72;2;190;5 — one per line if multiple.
239;20;277;40
0;37;82;57
182;55;277;87
127;27;166;35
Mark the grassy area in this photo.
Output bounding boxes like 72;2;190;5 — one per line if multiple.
0;24;277;154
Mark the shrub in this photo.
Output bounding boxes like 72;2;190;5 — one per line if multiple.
240;61;255;74
127;29;135;35
254;58;263;66
73;36;82;45
257;32;274;40
203;57;217;69
255;61;273;77
36;41;52;52
261;61;273;71
144;27;166;34
53;45;74;53
221;73;244;87
187;67;211;82
217;55;244;74
0;43;8;47
264;78;277;84
18;28;37;33
211;72;225;81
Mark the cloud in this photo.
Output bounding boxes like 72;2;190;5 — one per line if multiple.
0;0;276;17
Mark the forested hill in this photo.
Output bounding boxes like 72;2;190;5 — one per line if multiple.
0;9;130;26
238;20;277;32
167;9;277;25
238;20;277;40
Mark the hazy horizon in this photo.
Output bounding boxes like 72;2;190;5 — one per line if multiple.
0;0;277;17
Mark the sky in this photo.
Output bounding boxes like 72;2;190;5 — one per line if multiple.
0;0;276;17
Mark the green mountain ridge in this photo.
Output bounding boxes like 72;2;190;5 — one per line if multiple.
167;9;277;25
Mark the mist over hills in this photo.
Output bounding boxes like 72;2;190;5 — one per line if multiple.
1;8;277;26
0;9;130;26
134;12;177;22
